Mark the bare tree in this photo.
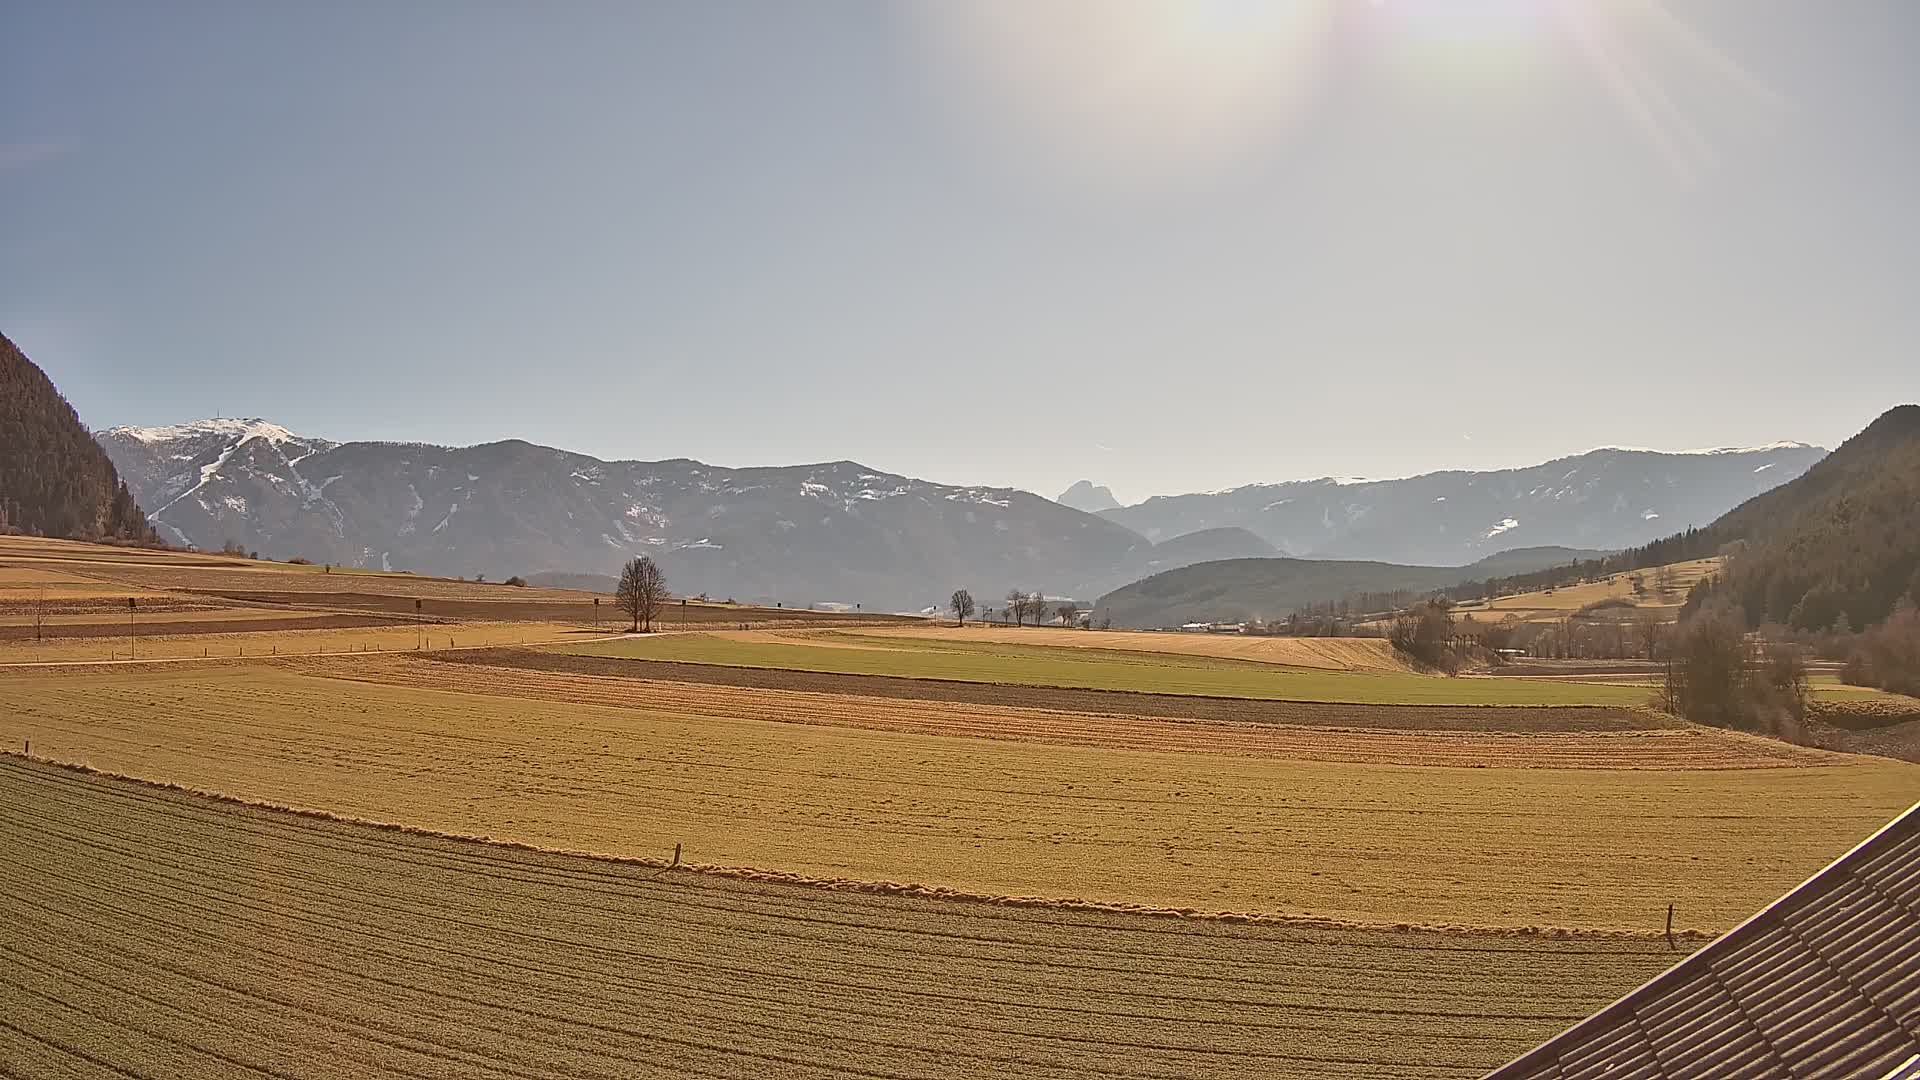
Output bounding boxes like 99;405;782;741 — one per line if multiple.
616;556;669;632
1655;562;1679;599
1028;592;1046;627
1638;611;1663;660
950;589;976;626
1006;589;1026;627
1055;602;1080;627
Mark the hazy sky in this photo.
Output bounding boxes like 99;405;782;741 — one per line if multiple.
5;2;1915;504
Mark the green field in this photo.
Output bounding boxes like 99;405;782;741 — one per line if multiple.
555;631;1652;706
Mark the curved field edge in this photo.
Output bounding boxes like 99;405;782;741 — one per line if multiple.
0;752;1715;941
322;654;1830;770
7;665;1914;931
0;756;1696;1080
524;641;1655;709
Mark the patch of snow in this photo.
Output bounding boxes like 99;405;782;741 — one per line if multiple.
1642;510;1660;520
220;495;248;514
397;485;425;536
1483;517;1520;540
802;482;830;497
1753;463;1776;474
681;537;723;550
1262;499;1293;510
1433;496;1446;502
110;418;308;446
431;502;459;533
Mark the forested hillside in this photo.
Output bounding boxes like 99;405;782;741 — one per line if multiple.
0;332;153;542
1684;404;1920;630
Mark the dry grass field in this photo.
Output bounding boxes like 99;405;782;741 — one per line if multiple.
1450;557;1722;624
324;654;1797;768
0;535;908;660
558;630;1652;705
0;620;609;664
0;756;1693;1079
4;659;1913;932
6;538;1913;1076
861;625;1417;672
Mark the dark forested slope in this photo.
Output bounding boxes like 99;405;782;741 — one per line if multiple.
0;332;153;542
1685;405;1920;630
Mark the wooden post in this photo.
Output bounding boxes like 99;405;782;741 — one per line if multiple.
672;842;681;868
1666;903;1676;950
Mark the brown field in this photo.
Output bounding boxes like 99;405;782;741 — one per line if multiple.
435;638;1681;730
1449;557;1723;624
317;653;1819;769
0;756;1694;1079
5;660;1914;932
0;621;608;664
439;647;1667;731
861;625;1416;671
0;608;411;640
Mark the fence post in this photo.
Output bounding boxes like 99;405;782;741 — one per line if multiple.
1666;903;1676;950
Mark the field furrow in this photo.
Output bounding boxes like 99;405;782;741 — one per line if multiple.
3;666;1913;930
0;758;1688;1080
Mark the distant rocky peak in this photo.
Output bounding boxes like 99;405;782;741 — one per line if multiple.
1057;479;1121;513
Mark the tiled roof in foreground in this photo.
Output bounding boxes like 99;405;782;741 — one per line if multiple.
1487;802;1920;1080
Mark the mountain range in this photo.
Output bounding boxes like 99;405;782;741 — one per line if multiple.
1090;443;1825;565
96;417;1823;612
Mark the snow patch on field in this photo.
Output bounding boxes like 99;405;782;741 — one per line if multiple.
1483;517;1520;540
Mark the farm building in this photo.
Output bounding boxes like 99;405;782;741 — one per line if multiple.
1486;801;1920;1079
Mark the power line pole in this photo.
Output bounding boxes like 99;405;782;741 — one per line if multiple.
128;597;136;659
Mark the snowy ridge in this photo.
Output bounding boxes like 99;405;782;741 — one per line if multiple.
106;417;315;447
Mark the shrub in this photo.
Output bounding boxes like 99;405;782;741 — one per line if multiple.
1388;600;1458;674
1663;605;1807;732
504;576;528;588
287;556;312;565
1844;601;1920;698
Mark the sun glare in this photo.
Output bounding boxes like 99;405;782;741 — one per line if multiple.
917;0;1779;189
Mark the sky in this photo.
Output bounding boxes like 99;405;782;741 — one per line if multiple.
4;1;1916;505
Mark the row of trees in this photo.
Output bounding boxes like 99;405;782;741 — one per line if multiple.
948;588;1093;628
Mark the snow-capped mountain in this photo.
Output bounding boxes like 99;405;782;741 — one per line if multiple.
96;419;1189;608
96;419;1825;608
1096;443;1827;566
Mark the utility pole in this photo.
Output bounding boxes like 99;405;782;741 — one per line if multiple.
128;597;137;658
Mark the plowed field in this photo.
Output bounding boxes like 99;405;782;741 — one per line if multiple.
0;756;1692;1079
5;663;1913;931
